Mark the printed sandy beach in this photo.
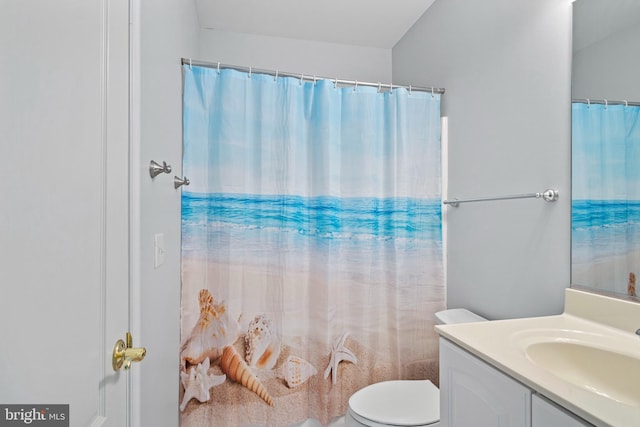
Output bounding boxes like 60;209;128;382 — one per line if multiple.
572;250;640;297
180;258;444;427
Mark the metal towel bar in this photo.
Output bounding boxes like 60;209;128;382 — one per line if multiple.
443;189;559;207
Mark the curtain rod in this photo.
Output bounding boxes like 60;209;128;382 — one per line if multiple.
573;98;640;107
181;58;445;95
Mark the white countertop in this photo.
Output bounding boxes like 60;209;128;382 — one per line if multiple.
435;288;640;427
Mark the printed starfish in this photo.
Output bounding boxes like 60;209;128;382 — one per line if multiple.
180;357;226;412
324;332;358;385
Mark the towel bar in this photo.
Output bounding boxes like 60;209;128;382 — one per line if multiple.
443;189;558;207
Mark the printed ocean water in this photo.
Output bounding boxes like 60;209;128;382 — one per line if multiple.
182;192;442;266
572;200;640;262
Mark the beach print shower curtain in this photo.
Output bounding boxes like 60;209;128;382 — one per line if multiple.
572;102;640;296
180;64;444;426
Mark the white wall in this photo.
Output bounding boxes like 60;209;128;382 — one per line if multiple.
198;29;392;84
393;0;573;319
139;0;199;425
572;22;640;101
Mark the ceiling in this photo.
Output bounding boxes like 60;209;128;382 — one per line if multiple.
195;1;640;52
194;0;437;49
573;0;640;52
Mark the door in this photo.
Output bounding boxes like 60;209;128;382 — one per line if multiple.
0;1;134;426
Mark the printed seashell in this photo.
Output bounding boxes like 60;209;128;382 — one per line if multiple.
245;314;281;370
220;344;274;406
181;289;240;368
179;357;226;412
280;355;317;388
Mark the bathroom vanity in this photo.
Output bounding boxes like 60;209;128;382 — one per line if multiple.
436;289;640;427
440;339;591;426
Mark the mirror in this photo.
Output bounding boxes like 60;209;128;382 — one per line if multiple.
571;0;640;298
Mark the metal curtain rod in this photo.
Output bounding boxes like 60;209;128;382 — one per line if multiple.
443;189;559;207
181;58;446;95
572;98;640;107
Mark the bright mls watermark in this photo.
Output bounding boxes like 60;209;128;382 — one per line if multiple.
0;405;68;426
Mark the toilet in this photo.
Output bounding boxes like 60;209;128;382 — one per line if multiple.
345;309;487;427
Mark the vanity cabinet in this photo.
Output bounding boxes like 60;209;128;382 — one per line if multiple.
440;338;532;427
440;338;594;427
532;395;593;427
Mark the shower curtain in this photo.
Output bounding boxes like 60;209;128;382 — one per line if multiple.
179;64;444;427
572;102;640;295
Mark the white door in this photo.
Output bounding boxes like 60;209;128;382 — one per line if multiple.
0;1;134;426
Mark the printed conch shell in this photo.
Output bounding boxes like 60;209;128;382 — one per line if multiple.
181;289;240;368
179;357;226;412
245;314;281;370
280;355;317;388
220;344;274;406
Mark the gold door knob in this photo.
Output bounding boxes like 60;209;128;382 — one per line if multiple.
112;332;146;371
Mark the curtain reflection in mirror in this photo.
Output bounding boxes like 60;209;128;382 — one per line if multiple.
572;101;640;296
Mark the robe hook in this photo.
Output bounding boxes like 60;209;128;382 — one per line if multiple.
174;176;190;189
149;160;172;178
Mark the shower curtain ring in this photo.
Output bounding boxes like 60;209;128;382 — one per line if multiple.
275;70;278;81
605;99;608;109
409;85;412;95
354;80;358;92
217;62;220;74
587;99;591;108
300;73;304;85
248;67;252;79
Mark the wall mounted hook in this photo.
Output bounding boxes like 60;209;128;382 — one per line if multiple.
174;176;190;189
149;160;172;178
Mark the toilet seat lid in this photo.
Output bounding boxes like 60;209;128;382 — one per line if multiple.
348;380;439;426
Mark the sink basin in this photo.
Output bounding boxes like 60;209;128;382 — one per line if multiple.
525;340;640;406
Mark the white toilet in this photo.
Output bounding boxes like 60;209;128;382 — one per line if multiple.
345;309;487;427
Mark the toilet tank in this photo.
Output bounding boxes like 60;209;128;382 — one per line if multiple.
434;308;487;325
